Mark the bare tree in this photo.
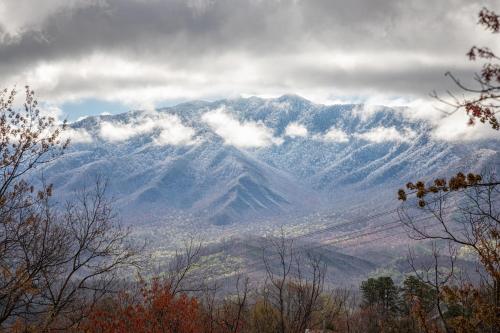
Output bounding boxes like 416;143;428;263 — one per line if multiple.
0;183;67;327
35;178;138;331
262;231;294;333
261;230;327;333
164;238;202;295
408;243;456;333
291;253;326;332
321;288;356;333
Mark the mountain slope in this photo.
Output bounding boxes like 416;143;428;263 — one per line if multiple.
43;95;499;224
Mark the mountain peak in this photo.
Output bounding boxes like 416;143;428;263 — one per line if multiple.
274;94;311;104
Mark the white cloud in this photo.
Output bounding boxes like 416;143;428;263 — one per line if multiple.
39;105;64;120
61;127;93;144
99;113;196;145
355;126;416;143
99;121;140;142
153;116;196;146
347;98;500;143
432;111;500;142
403;99;442;122
284;122;308;138
35;105;94;144
321;128;349;143
202;107;282;148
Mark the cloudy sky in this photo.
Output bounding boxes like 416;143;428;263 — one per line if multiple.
0;0;498;125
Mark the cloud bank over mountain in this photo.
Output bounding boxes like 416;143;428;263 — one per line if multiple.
202;107;282;148
98;112;196;145
1;0;498;111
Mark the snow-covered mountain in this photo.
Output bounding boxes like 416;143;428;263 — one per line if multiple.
44;95;500;225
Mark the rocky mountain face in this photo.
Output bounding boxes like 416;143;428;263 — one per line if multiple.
43;95;499;225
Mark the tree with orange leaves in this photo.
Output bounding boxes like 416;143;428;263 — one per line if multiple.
85;279;203;333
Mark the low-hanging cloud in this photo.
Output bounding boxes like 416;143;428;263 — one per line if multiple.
284;122;308;138
37;104;94;144
99;121;137;142
432;111;500;142
99;113;195;145
202;107;282;148
153;117;196;146
61;127;93;144
355;126;417;143
320;128;350;143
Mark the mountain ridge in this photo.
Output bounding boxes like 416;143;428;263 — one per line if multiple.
45;95;499;225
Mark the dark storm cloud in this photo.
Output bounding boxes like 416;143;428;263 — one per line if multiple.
0;0;497;104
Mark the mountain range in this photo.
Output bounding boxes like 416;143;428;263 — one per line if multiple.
43;95;500;226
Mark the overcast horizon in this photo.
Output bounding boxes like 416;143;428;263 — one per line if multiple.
1;0;499;141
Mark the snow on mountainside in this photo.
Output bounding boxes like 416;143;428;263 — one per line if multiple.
43;95;500;225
